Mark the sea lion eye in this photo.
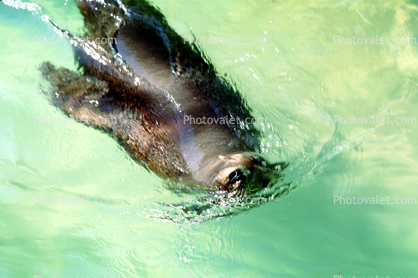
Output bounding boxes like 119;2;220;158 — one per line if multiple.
228;169;246;185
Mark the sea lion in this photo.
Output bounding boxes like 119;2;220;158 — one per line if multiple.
40;0;285;198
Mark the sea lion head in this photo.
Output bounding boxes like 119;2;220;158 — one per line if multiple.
211;153;285;194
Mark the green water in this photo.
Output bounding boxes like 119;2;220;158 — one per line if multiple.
1;0;418;277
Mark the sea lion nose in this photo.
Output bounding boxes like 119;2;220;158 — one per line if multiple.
228;169;246;185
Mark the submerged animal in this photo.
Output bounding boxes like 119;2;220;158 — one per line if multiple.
40;0;285;198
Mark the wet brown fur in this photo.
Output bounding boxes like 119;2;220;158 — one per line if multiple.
40;0;283;193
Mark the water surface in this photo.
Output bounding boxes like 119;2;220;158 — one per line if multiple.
1;0;418;277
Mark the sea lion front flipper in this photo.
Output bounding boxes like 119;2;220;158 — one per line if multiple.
39;61;123;135
40;62;108;101
40;62;193;181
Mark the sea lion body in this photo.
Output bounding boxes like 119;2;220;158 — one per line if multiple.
40;0;284;196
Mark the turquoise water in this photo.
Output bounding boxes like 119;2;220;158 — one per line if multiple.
1;0;418;277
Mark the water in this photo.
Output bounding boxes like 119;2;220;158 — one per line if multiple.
1;0;418;277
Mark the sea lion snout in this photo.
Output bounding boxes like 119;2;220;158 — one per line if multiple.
213;153;286;194
213;153;260;192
